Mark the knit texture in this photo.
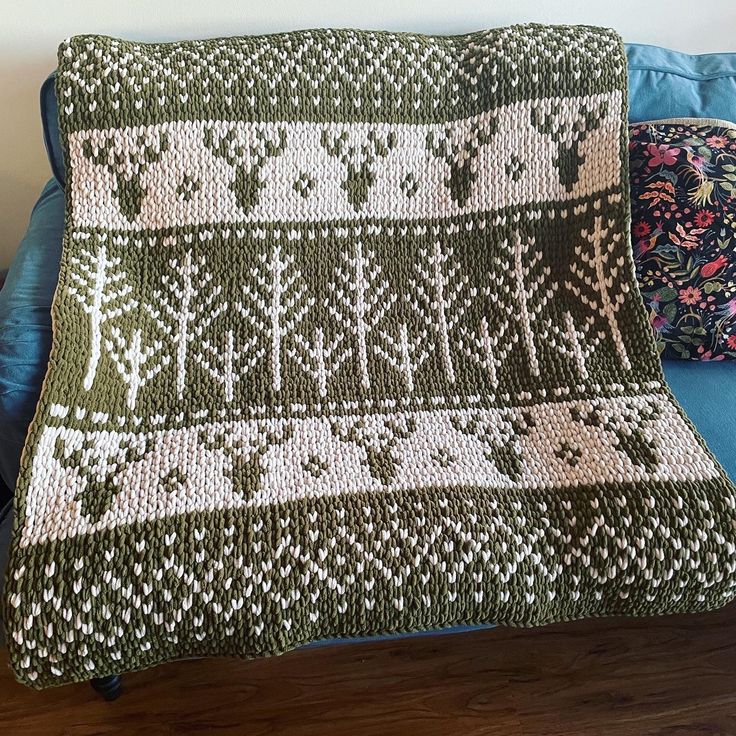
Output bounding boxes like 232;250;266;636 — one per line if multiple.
5;26;736;689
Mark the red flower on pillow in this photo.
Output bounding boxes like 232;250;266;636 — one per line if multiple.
694;209;715;228
679;286;702;305
646;143;680;167
632;220;651;238
706;135;728;149
701;254;729;278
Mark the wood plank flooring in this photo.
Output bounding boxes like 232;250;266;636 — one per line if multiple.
2;604;736;735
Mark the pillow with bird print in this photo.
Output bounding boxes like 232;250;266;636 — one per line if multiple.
629;120;736;360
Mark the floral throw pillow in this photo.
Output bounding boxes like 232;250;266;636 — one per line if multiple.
629;121;736;360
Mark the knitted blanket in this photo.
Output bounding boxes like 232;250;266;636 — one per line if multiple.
5;26;736;689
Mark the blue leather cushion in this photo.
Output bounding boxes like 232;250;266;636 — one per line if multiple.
627;44;736;123
0;179;63;491
662;361;736;480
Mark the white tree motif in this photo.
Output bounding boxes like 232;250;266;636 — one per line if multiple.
105;326;169;410
195;329;264;403
550;311;604;381
508;233;557;377
145;251;226;398
374;322;430;394
328;241;396;390
67;244;136;391
238;244;314;392
565;216;632;371
460;312;519;388
412;241;469;384
288;328;350;397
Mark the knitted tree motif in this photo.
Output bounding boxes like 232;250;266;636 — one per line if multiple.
425;118;496;206
321;128;397;210
204;125;287;214
459;314;518;389
530;99;607;191
458;236;520;387
145;251;227;399
82;130;169;221
330;415;416;485
565;216;632;371
374;322;430;395
105;326;170;411
195;329;264;404
54;435;147;522
200;425;293;499
412;240;471;385
549;311;605;382
328;240;397;391
507;233;558;378
237;244;315;393
287;328;350;398
67;244;136;391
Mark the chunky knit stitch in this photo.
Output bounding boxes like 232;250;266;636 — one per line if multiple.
4;26;736;689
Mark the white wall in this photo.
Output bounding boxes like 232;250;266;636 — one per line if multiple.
2;0;735;267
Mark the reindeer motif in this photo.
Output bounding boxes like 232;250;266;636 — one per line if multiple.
321;128;397;210
570;402;659;473
54;435;147;522
450;410;533;482
204;125;287;213
530;100;608;191
200;424;293;500
82;130;169;221
425;119;496;206
330;415;416;485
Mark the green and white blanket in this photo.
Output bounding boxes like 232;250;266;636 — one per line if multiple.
5;26;736;689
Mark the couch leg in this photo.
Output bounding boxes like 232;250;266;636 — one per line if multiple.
90;674;122;701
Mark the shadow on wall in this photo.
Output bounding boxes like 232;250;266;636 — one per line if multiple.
0;58;56;269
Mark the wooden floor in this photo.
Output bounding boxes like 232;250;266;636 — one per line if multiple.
2;604;736;735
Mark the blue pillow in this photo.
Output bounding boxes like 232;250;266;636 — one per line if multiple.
0;179;64;491
41;73;64;186
628;43;736;123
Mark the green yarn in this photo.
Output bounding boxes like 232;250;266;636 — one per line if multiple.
4;25;736;690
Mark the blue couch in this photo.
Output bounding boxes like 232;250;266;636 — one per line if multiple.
2;41;736;649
